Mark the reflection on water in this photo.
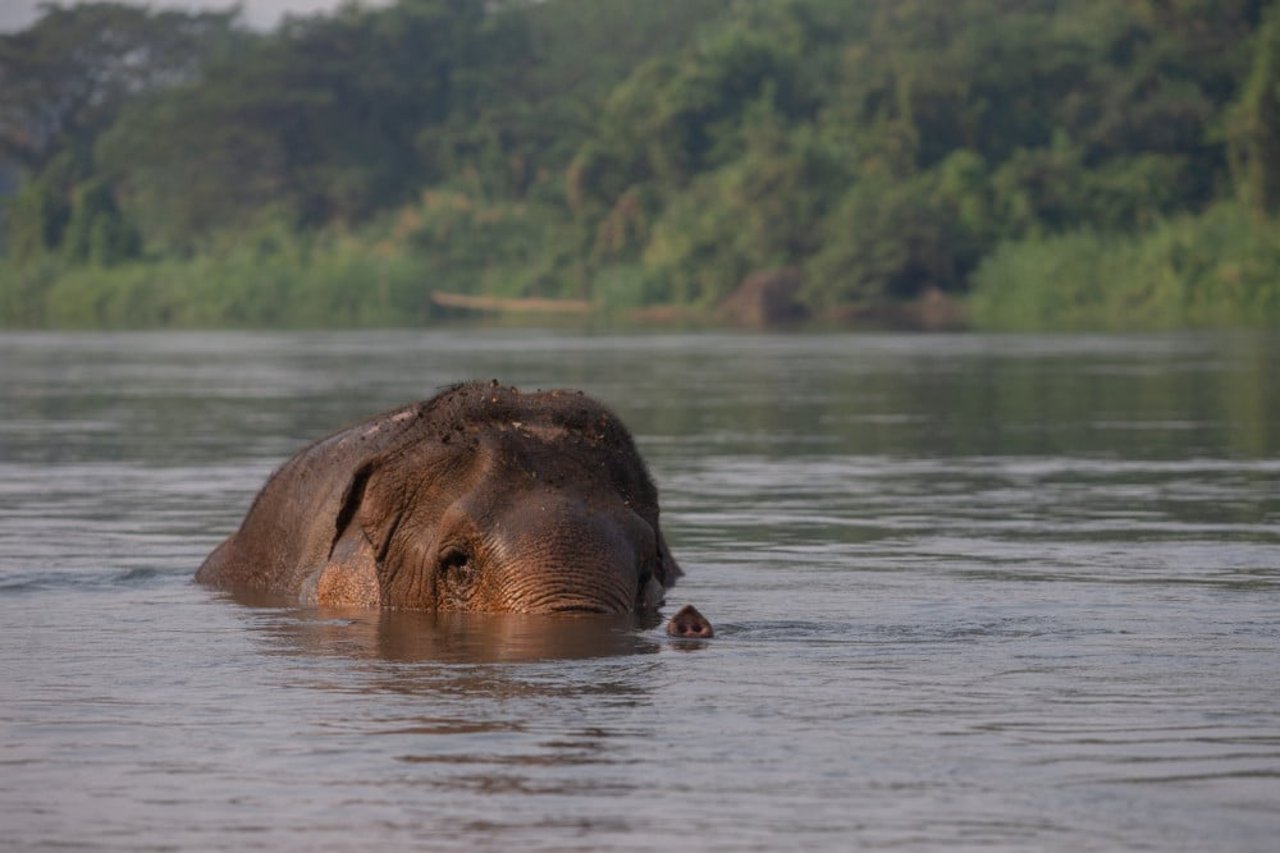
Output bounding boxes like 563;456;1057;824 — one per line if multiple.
254;605;665;664
1;330;1278;851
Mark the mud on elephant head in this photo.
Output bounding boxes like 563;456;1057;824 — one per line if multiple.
196;381;684;614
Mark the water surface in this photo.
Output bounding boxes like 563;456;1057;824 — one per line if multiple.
2;330;1278;850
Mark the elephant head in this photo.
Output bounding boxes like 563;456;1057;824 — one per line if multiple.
197;382;683;614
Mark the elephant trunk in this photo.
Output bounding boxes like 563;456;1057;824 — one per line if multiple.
487;493;643;614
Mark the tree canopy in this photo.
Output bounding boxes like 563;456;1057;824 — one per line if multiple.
2;0;1279;328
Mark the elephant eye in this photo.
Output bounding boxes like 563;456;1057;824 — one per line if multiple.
438;545;474;583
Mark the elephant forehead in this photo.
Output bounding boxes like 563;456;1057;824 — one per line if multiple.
476;426;613;477
485;491;650;565
379;424;653;526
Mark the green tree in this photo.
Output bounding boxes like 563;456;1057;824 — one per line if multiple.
807;171;974;306
61;178;140;265
1228;2;1280;215
97;0;533;250
0;3;239;171
2;149;83;262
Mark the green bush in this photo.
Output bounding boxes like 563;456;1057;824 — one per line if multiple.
969;204;1280;330
0;229;428;329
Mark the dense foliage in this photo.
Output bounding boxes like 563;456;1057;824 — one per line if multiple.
2;0;1279;328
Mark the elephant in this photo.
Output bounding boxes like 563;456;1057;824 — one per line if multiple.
196;381;688;616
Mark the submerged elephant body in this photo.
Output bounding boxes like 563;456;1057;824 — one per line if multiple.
197;382;682;613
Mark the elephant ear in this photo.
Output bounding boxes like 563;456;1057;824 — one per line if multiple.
331;460;377;553
329;454;442;607
334;457;416;561
303;459;387;607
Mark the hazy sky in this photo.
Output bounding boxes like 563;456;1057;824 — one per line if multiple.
0;0;389;33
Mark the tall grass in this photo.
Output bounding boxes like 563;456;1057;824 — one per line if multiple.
0;233;430;328
969;203;1280;330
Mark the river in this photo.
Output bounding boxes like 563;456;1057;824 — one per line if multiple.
1;329;1278;850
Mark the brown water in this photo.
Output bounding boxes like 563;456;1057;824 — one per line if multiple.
1;330;1278;850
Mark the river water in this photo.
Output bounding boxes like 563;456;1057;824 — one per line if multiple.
1;329;1278;851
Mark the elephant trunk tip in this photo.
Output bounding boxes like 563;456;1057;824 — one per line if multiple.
666;604;714;639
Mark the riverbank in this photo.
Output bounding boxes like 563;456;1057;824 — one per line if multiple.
4;199;1280;333
6;2;1279;335
4;234;1277;332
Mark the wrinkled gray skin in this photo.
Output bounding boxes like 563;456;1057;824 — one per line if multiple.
196;382;682;613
